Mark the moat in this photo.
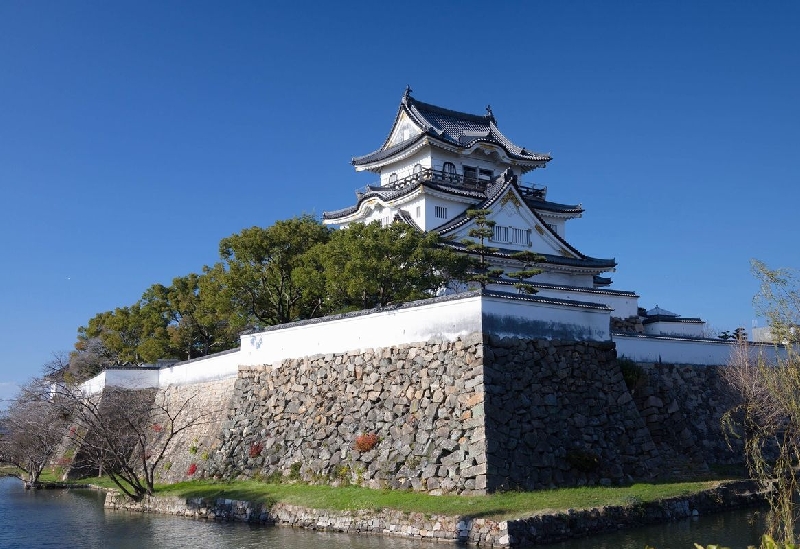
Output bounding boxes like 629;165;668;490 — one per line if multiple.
0;477;768;548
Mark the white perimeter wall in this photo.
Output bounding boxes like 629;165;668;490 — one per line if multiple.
614;334;789;366
157;351;242;386
240;295;485;367
240;293;611;368
643;321;706;338
533;287;639;319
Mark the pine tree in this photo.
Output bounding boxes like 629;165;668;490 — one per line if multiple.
507;250;545;294
462;209;504;288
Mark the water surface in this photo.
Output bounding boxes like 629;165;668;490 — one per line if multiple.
0;477;768;548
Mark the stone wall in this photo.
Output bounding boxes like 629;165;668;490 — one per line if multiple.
483;337;661;490
67;334;745;493
629;362;741;476
155;378;237;483
206;334;699;493
208;334;489;494
611;315;644;333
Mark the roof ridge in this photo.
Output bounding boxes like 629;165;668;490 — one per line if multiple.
405;95;492;125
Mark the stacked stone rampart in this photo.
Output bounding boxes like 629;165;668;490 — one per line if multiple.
208;334;488;493
154;378;237;483
483;337;661;490
629;363;741;477
202;334;695;493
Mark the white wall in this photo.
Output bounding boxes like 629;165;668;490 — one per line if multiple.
614;334;789;366
482;294;610;341
240;295;485;366
80;369;161;395
239;293;613;368
533;286;639;318
643;320;706;338
157;350;241;387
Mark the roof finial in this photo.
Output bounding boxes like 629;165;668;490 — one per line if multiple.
486;104;494;119
404;85;412;99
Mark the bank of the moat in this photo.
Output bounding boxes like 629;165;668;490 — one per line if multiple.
105;480;764;547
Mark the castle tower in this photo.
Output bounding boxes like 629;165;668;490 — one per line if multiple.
324;90;640;319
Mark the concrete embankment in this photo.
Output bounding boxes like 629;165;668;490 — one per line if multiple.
104;480;764;547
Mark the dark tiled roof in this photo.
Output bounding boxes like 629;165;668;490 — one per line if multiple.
352;93;552;167
443;241;616;270
393;209;422;231
594;275;612;287
322;178;485;221
642;316;704;325
523;198;584;215
493;278;637;297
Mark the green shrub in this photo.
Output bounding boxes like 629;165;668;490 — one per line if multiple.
618;356;647;392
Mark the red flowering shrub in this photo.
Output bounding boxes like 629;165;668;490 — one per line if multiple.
69;426;77;436
248;442;264;458
186;463;198;476
152;423;163;433
354;433;378;452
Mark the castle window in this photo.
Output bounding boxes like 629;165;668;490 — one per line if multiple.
463;166;477;183
511;228;528;245
413;163;422;174
493;225;509;243
388;173;398;185
479;168;493;181
434;206;448;219
415;205;421;218
442;162;456;181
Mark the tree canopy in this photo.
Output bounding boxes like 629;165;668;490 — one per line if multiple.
298;221;471;313
69;216;471;380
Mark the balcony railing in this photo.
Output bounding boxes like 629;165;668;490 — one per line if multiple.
355;167;490;198
354;167;548;201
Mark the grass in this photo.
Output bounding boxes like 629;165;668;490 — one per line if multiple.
153;479;725;520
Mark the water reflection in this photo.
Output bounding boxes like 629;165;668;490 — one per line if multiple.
550;508;766;549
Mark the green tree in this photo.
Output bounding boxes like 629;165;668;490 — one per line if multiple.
77;306;147;365
461;209;503;288
507;250;545;294
299;221;470;313
216;216;331;327
139;273;239;360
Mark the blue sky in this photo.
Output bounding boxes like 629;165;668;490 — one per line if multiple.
1;1;798;401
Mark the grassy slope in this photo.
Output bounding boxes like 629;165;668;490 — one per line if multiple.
154;479;723;520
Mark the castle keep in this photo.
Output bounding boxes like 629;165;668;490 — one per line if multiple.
75;92;782;492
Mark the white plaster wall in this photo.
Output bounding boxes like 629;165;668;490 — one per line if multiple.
613;334;789;366
240;296;484;367
80;369;161;395
403;195;427;229
482;295;610;341
157;351;241;387
535;271;595;287
379;149;431;185
643;321;706;338
80;372;107;395
425;195;468;230
533;287;639;318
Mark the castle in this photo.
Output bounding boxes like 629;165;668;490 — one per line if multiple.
324;89;706;339
75;91;788;494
